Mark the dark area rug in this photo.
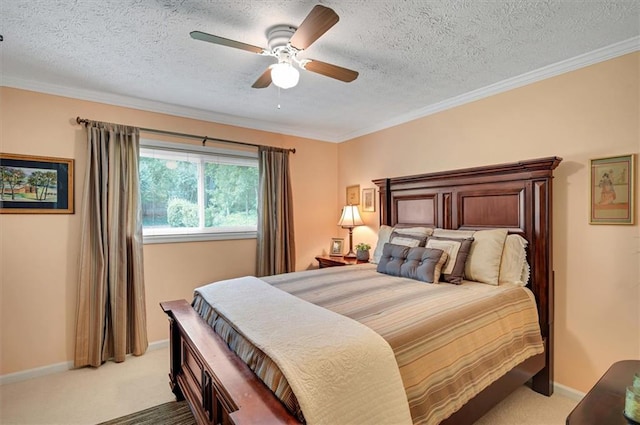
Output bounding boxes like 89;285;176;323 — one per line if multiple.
97;401;196;425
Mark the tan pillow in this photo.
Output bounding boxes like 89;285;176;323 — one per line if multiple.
425;236;473;284
373;226;433;263
390;231;427;247
433;228;476;239
464;229;508;285
499;234;529;286
394;226;434;238
371;225;394;264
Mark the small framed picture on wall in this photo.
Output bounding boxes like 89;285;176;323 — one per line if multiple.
362;188;375;212
0;153;74;214
590;154;635;225
346;185;360;205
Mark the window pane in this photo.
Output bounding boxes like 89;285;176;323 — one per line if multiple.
139;140;258;242
139;155;198;229
204;162;258;229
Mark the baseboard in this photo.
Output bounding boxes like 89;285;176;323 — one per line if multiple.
0;339;169;386
554;382;585;402
2;341;588;403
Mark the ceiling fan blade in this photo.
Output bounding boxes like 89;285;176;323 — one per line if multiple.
289;5;339;50
190;31;264;54
252;68;272;88
304;60;359;83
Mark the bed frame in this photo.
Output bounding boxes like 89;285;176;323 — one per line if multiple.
160;156;561;425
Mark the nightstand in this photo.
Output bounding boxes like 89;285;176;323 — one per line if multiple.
315;255;368;268
566;360;640;425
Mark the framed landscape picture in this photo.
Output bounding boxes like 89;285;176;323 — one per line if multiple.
590;154;634;225
0;153;74;214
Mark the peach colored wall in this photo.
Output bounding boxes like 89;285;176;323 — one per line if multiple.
338;52;640;393
0;87;338;374
2;53;638;394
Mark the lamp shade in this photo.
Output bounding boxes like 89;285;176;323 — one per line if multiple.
338;205;364;228
270;62;300;89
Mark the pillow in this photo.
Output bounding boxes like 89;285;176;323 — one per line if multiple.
521;260;531;286
389;231;426;248
393;226;434;238
371;225;394;264
377;243;409;275
499;234;529;286
433;228;476;239
464;229;508;285
377;243;448;283
426;236;473;284
371;226;433;263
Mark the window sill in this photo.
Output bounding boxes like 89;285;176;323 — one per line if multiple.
143;231;257;244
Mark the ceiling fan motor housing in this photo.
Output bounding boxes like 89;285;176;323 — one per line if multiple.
267;25;297;50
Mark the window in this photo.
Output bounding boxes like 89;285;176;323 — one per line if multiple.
139;139;258;243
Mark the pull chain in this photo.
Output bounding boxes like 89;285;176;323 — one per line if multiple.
277;86;281;109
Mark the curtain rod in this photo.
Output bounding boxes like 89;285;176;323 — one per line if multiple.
75;117;295;154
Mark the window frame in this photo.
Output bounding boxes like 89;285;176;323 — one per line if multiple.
139;139;259;244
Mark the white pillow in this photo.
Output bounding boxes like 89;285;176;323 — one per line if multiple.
372;226;433;263
390;235;422;247
464;228;508;285
521;261;531;286
426;239;463;275
499;234;529;286
433;228;476;239
425;237;473;284
394;226;434;238
371;225;394;264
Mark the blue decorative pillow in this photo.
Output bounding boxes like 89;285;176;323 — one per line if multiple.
376;243;448;283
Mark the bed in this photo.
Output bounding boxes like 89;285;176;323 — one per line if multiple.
160;156;561;425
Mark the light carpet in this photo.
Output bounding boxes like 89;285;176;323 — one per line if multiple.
0;346;578;424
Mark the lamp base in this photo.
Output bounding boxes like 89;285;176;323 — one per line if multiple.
344;251;357;259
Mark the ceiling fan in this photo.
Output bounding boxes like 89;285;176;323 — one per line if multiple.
190;5;359;90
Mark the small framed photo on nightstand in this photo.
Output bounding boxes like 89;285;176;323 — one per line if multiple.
330;238;344;256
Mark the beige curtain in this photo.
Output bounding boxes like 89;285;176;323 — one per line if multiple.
256;146;296;276
74;121;147;368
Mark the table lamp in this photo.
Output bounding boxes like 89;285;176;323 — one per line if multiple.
338;205;364;258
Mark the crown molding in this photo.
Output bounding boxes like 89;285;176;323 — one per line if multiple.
337;36;640;142
0;77;341;142
2;36;638;144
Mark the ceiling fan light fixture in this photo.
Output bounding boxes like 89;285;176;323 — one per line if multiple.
270;62;300;89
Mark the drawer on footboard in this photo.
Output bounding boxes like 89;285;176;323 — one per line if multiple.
161;299;298;425
181;341;204;411
179;336;234;425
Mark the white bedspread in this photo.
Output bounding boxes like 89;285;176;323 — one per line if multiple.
195;276;412;425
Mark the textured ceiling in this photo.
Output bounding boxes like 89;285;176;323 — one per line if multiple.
2;1;639;142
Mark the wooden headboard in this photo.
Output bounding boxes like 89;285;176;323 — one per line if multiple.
373;156;562;395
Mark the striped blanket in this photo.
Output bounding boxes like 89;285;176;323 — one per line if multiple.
193;264;543;424
195;276;412;425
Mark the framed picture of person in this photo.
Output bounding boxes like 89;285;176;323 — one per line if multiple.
590;154;635;224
